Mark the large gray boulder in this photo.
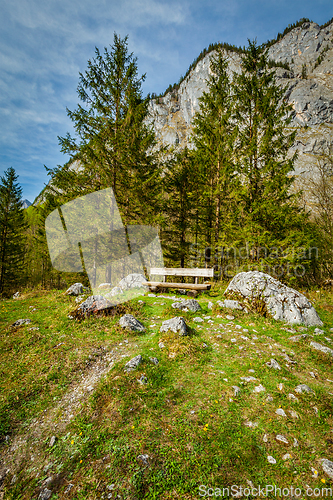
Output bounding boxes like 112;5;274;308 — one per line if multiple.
160;317;188;336
171;299;201;312
118;273;148;291
224;271;323;326
119;314;146;332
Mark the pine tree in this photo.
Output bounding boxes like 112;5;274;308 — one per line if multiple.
191;47;238;269
0;167;27;295
231;40;313;279
47;33;160;226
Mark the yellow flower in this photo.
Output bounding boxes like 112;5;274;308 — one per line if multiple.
71;440;74;444
80;432;82;435
131;425;135;429
321;479;326;483
215;400;218;403
80;460;82;463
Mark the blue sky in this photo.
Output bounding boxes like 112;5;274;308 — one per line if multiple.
0;0;332;203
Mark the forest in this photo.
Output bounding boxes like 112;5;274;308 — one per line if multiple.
1;33;333;298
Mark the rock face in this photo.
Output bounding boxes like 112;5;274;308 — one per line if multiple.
225;271;323;326
146;20;333;183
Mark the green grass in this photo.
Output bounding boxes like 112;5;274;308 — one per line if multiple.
0;284;333;499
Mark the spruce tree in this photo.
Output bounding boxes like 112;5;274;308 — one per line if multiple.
231;40;313;279
161;148;197;268
191;47;238;269
48;33;160;226
0;167;27;295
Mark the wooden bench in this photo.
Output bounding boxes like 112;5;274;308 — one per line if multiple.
143;267;214;291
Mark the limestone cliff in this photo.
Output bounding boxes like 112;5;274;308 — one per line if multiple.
146;20;333;177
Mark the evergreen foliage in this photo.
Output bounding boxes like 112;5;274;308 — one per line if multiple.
191;48;238;266
230;40;313;279
161;148;197;268
47;33;161;226
0;167;27;296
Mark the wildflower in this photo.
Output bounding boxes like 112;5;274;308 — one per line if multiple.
71;440;74;444
321;479;326;483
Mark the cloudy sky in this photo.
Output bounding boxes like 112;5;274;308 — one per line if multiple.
0;0;332;203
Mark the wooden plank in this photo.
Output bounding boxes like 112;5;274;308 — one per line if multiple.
143;281;211;290
150;267;214;277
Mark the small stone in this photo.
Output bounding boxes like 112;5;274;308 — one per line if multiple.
13;292;20;299
138;375;148;385
313;406;319;415
160;317;188;336
202;343;208;348
276;434;289;444
124;355;143;373
282;453;292;461
267;456;276;464
290;410;299;419
321;459;333;479
39;489;52;500
107;484;115;491
64;484;74;494
49;436;56;447
11;318;31;327
263;434;268;442
310;341;333;357
295;384;314;394
249;369;255;373
65;283;85;296
275;408;287;417
244;421;258;428
193;317;204;322
253;384;266;393
119;314;145;332
311;467;319;478
277;383;284;391
314;328;325;335
208;301;213;309
266;395;273;402
293;438;299;447
137;454;149;466
172;299;201;312
288;393;299;402
158;342;165;349
289;334;309;342
240;376;257;382
226;315;235;320
266;359;281;370
232;386;241;396
149;357;159;365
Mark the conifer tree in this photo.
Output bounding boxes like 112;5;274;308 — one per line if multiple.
0;167;27;295
47;33;160;226
231;40;313;278
161;148;197;267
191;47;238;268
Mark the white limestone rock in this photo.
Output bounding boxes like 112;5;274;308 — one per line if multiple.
224;271;323;326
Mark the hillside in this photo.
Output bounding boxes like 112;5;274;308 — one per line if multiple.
1;283;333;498
146;19;333;179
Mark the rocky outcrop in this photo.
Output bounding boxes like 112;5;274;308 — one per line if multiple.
146;20;333;180
224;271;323;326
